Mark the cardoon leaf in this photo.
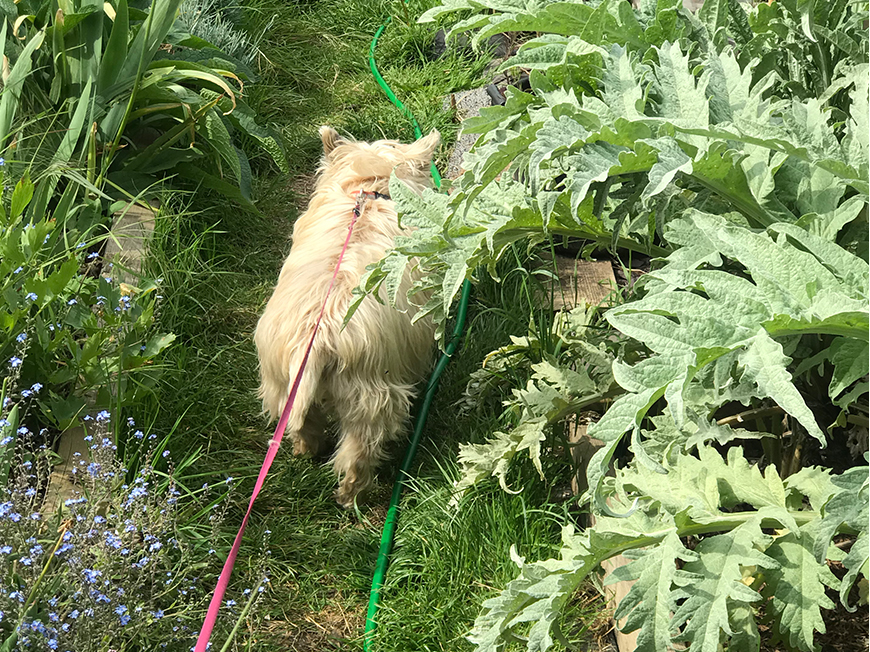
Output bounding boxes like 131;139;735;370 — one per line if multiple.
739;329;825;445
762;525;839;652
673;518;775;652
606;531;697;652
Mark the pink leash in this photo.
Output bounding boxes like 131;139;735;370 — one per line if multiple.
195;191;377;651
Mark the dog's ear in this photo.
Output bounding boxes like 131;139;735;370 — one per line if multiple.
403;130;441;166
319;126;344;155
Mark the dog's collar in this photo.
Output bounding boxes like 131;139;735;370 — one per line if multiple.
351;189;390;217
351;190;391;201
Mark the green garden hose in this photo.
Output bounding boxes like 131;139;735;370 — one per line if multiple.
364;16;473;651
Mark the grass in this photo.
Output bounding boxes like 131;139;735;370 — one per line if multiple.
137;1;606;649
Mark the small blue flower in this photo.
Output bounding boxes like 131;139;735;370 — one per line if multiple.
133;430;144;439
9;357;22;368
55;543;73;555
132;556;149;569
20;390;31;398
20;557;33;566
68;609;80;619
82;569;102;584
13;266;22;273
0;157;6;166
29;512;40;521
86;252;99;260
162;450;170;458
119;614;131;626
151;609;164;620
47;638;58;650
225;600;237;608
29;544;43;556
16;333;26;343
30;383;42;393
0;437;12;446
0;546;11;554
25;292;37;302
17;427;28;435
24;487;36;497
114;605;127;616
95;410;111;422
67;298;77;306
63;497;86;507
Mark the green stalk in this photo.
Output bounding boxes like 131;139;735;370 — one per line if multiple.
217;579;263;652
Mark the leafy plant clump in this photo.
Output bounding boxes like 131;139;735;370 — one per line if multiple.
0;172;173;433
357;0;870;649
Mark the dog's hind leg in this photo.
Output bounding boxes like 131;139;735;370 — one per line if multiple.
273;348;329;458
296;404;329;457
331;381;413;507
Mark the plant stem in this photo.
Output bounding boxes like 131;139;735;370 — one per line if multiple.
19;523;69;623
217;579;263;652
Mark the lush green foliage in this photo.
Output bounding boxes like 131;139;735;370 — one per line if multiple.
0;173;172;432
359;0;869;649
7;0;287;209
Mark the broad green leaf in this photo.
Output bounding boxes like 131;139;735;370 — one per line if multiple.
673;518;775;652
607;531;697;652
784;466;838;512
814;466;869;562
739;329;825;445
828;338;869;399
762;524;839;652
840;529;868;610
0;29;46;148
97;0;128;92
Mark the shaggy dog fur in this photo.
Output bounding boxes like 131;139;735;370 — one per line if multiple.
254;126;439;507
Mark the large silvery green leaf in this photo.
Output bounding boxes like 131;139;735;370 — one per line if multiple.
653;41;710;131
762;525;840;652
813;466;869;562
739;329;825;444
468;528;597;652
672;519;776;652
606;531;697;652
827;338;869;400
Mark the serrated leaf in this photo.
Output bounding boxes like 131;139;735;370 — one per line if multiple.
607;530;697;652
814;466;869;562
784;466;838;512
828;338;869;399
673;518;775;652
840;529;869;611
739;329;825;445
762;524;839;652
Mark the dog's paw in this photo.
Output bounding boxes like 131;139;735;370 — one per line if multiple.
335;474;370;509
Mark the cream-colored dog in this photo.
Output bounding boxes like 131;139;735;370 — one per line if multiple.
254;126;439;507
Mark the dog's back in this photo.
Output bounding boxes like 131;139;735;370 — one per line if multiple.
254;127;440;506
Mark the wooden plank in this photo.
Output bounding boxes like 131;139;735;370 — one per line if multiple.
549;257;616;310
568;420;639;652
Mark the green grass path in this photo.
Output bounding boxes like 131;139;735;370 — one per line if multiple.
145;2;590;649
